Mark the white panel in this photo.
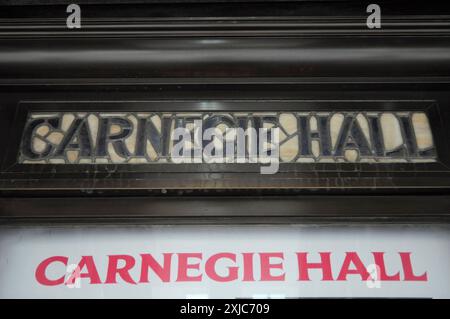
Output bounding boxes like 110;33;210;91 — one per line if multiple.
0;224;449;299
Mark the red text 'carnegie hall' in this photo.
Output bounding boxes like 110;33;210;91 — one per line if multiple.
35;251;428;286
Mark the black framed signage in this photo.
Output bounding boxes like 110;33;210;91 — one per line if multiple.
1;100;450;192
0;0;450;301
15;106;439;165
0;1;448;208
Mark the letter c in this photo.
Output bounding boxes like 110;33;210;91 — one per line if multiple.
35;256;68;286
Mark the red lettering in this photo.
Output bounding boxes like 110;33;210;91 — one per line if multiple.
297;252;333;281
205;253;238;282
66;255;102;285
105;255;137;284
372;252;400;281
337;252;370;281
176;253;202;282
242;253;255;282
259;253;285;281
139;253;172;283
35;256;68;286
400;252;427;281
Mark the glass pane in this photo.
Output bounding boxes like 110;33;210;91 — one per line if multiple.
0;224;449;298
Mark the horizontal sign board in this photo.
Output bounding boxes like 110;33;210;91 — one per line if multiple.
1;100;448;192
19;111;435;165
0;225;449;298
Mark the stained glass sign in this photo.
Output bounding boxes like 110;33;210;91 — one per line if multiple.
19;111;436;165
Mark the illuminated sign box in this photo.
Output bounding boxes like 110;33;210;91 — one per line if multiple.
0;225;449;298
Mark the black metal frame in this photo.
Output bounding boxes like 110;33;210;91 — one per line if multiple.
2;94;450;193
1;195;450;225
